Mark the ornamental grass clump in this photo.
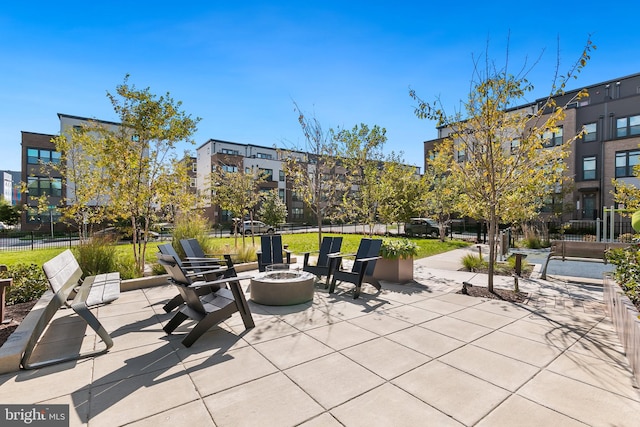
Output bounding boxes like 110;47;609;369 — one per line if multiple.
606;245;640;308
380;239;418;260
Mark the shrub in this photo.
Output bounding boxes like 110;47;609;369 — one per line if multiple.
235;244;257;263
171;214;212;259
380;238;418;259
583;234;597;242
606;245;640;305
73;236;120;277
461;253;486;271
618;233;636;243
0;263;48;305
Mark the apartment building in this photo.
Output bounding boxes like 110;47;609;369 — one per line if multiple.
195;139;309;225
424;72;640;222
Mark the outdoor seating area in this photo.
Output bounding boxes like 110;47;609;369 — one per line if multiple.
0;245;639;426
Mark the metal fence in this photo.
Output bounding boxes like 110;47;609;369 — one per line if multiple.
0;231;78;252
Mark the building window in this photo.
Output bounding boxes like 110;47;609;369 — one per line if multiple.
616;115;640;138
510;139;520;153
256;152;273;160
221;164;238;173
192;162;197;172
220;148;239;155
221;209;232;222
27;177;62;197
583;156;597;180
292;191;302;202
279;170;285;181
27;148;61;165
543;126;563;147
583;123;597;142
189;178;196;188
456;148;465;162
278;188;285;201
259;168;273;181
245;167;251;174
291;207;304;220
615;150;640;178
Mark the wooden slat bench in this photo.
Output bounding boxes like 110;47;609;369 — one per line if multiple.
21;249;120;369
540;240;629;280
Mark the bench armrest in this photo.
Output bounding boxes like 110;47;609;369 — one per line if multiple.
189;274;253;289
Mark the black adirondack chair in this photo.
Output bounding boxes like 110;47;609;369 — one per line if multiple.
257;235;291;272
157;253;254;347
303;236;343;287
158;244;236;313
328;238;382;299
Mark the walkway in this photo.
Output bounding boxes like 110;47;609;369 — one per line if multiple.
0;248;638;426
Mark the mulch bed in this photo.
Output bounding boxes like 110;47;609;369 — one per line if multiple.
456;284;529;303
0;300;38;348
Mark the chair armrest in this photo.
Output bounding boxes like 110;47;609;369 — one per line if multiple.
328;252;356;259
358;256;381;263
184;267;225;277
184;256;222;262
189;274;253;288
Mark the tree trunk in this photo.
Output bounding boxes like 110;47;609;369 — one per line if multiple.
487;217;497;292
317;214;323;248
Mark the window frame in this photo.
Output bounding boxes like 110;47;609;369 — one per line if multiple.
615;150;640;178
582;156;597;180
583;122;597;142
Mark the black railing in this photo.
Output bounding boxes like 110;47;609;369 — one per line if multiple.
0;231;78;252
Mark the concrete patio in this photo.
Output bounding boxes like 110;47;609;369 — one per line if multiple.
1;247;639;426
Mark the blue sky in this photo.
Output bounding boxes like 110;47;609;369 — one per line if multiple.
2;1;639;172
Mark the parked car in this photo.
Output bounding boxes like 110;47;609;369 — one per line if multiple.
404;218;445;238
241;220;274;235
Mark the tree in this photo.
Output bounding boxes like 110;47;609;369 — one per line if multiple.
258;189;287;227
422;147;462;241
51;123;112;239
336;123;387;235
410;39;595;291
210;166;265;247
282;104;346;247
88;76;199;275
376;153;425;227
0;198;20;225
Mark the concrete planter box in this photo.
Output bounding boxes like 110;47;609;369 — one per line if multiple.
372;257;414;284
603;273;640;386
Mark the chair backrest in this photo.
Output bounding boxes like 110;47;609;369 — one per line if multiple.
156;253;206;314
180;238;206;259
317;237;343;268
158;243;183;267
352;238;382;276
260;235;284;266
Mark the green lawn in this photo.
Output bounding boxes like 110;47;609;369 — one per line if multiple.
0;235;468;269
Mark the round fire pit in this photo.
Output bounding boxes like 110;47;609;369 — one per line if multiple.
250;270;315;306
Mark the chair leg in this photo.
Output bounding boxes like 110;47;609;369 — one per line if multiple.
163;295;183;313
163;311;189;334
228;280;255;330
353;285;361;299
329;276;338;294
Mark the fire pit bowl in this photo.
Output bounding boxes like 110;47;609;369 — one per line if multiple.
250;270;315;306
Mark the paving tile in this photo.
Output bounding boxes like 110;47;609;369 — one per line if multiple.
88;365;199;427
409;297;466;315
420;316;493;342
378;286;432;305
0;359;94;403
473;331;562;367
204;372;324;427
386;325;464;358
40;389;90;427
228;317;300;344
172;326;250;363
96;299;156;318
331;383;463;426
340;337;431;380
476;394;588;427
298;412;343;427
92;341;181;387
436;292;485;307
393;360;510;426
546;351;640;401
346;311;413;335
276;307;343;331
498;318;582;350
323;300;387;320
304;321;378;351
518;370;640;426
285;352;384;409
439;344;540;391
253;332;334;369
383;304;442;324
566;330;629;365
473;299;534;319
126;400;215;427
448;307;515;329
186;345;278;397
